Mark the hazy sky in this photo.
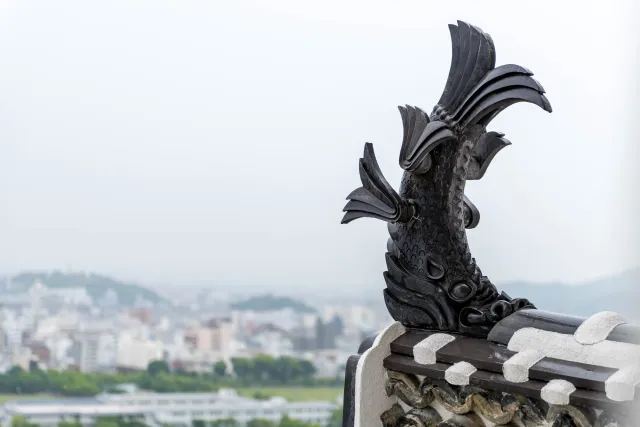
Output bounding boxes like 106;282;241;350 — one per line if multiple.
0;0;638;292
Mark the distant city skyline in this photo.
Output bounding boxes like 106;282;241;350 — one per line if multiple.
0;1;638;292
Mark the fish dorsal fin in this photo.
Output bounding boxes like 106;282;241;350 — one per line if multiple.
398;106;455;174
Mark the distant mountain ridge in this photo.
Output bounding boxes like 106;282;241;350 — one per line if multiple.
230;294;317;313
4;268;637;318
8;270;166;306
500;267;640;321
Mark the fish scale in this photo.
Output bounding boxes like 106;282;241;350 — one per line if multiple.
341;21;551;338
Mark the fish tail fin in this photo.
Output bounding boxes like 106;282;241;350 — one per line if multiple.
434;21;551;129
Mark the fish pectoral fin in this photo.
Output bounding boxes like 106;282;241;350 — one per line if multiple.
466;131;511;180
463;194;480;229
341;143;414;224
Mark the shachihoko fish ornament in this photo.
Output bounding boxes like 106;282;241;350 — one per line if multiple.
341;21;552;337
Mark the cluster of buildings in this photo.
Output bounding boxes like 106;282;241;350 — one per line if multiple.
0;278;391;378
0;388;340;427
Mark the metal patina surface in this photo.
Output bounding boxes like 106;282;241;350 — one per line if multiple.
340;20;640;427
341;21;551;338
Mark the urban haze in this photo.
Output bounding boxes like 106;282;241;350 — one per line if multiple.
0;0;637;294
0;2;638;427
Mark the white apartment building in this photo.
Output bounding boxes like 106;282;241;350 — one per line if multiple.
73;324;119;372
300;349;350;379
6;346;33;371
0;389;339;427
116;332;164;370
251;329;294;357
79;334;100;373
322;305;377;330
1;311;24;352
45;334;74;371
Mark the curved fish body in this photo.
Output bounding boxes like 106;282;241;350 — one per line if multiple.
342;22;552;337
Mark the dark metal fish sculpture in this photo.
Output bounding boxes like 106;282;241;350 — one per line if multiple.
341;21;552;337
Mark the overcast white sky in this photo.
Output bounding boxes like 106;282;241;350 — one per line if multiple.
0;0;637;292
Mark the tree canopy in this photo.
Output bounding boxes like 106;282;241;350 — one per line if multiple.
0;354;335;398
230;294;316;313
11;271;165;306
146;360;170;376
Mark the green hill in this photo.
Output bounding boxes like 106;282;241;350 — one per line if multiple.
231;294;317;313
10;270;166;306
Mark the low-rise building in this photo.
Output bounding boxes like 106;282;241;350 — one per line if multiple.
0;389;338;427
